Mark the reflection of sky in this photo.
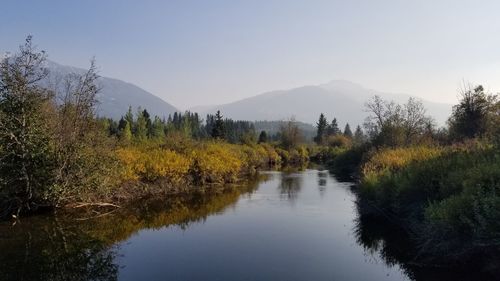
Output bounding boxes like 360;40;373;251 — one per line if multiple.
117;170;409;281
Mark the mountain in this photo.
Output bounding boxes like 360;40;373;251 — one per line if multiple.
194;80;452;126
44;60;178;119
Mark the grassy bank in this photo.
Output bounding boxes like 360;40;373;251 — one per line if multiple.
329;142;500;269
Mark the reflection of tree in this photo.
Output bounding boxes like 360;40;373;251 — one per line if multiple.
317;171;327;197
353;200;496;281
0;182;261;281
0;218;119;281
278;173;303;202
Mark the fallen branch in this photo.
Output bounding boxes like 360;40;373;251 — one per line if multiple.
75;209;119;221
68;202;121;208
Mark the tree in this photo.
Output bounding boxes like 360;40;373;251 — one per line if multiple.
364;95;432;147
402;97;431;143
151;116;165;139
142;109;152;137
211;110;225;139
124;106;134;128
0;36;55;215
50;58;120;207
343;123;353;138
258;130;268;143
353;125;365;146
327;118;341;136
121;121;132;142
314;113;328;144
135;107;148;140
448;84;498;139
280;118;302;149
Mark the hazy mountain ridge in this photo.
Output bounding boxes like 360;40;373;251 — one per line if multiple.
44;60;178;119
194;80;452;126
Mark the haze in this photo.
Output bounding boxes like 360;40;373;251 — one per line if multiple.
2;0;500;109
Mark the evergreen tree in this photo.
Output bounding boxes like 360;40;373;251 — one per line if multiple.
135;107;148;140
343;123;353;138
121;121;132;142
151;116;165;138
211;110;225;139
314;113;328;144
258;130;268;143
118;117;127;131
353;125;365;145
327;118;341;136
124;106;134;129
142;109;152;137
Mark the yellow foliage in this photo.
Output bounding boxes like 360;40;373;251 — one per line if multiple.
116;147;191;184
362;146;444;178
115;140;286;187
190;142;243;184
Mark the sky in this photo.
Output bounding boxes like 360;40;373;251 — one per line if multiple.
1;0;500;109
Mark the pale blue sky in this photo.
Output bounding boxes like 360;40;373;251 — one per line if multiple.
2;0;500;109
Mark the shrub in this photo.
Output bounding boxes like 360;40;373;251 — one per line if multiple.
190;142;243;184
116;147;191;184
326;134;352;148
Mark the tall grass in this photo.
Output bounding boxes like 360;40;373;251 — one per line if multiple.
357;141;500;265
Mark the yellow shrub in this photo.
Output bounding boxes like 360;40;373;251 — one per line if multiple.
190;143;243;184
116;148;146;181
143;149;191;183
116;147;191;184
362;146;443;177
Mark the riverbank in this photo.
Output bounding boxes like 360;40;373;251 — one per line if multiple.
0;136;310;219
324;140;500;273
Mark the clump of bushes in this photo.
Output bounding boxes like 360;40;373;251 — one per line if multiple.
189;143;244;184
115;141;284;187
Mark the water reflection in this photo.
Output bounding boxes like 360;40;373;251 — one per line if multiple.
0;171;494;281
278;173;303;202
317;171;328;198
353;201;499;281
0;216;119;281
0;179;262;281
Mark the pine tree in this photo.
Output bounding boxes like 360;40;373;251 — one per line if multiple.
258;130;268;143
343;123;353;138
142;109;152;137
327;118;341;136
353;125;365;145
211;110;225;139
121;121;132;142
314;113;328;144
135;107;148;140
151;116;165;138
124;106;134;129
118;117;127;131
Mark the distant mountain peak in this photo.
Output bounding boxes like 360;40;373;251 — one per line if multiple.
43;60;178;119
195;80;452;126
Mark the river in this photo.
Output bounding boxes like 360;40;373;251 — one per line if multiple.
0;169;481;280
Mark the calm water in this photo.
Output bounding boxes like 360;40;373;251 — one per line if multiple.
0;170;482;281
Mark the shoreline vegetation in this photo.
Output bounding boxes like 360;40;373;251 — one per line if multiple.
310;82;499;271
0;37;309;219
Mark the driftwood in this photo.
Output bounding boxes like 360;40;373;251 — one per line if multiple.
67;202;121;209
75;209;119;221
